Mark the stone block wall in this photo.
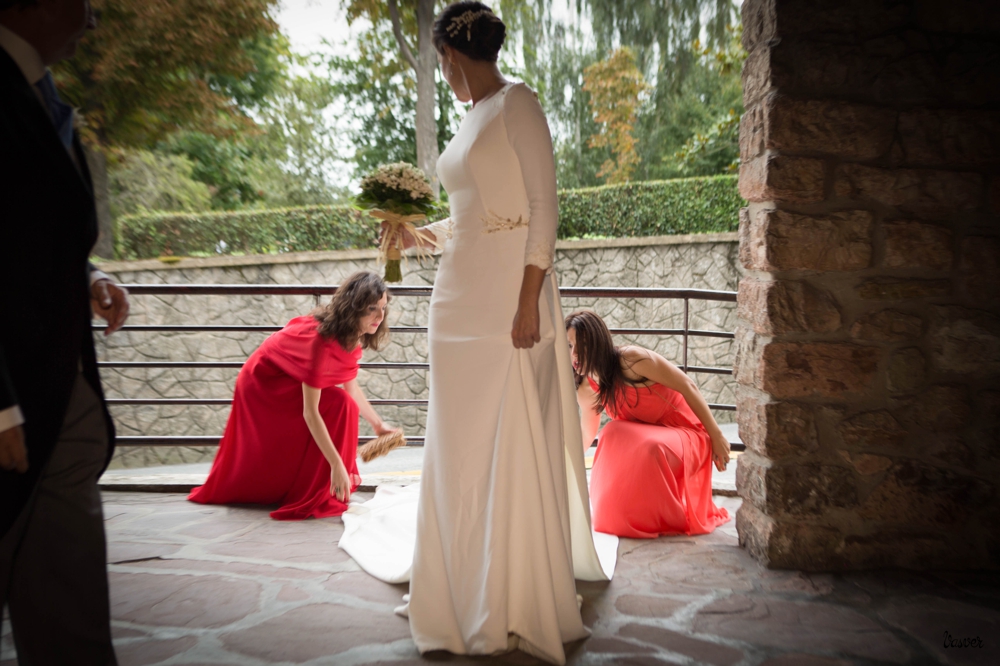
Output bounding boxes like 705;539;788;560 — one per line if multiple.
736;0;1000;570
95;234;739;468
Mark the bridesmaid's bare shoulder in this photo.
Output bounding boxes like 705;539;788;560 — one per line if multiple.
618;346;655;382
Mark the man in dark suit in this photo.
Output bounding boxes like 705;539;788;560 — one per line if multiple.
1;0;129;662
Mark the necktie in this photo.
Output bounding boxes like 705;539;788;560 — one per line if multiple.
34;71;75;151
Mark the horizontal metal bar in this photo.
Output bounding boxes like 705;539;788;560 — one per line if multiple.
686;366;733;375
114;435;426;446
98;362;430;370
118;284;736;302
120;284;435;297
92;325;429;334
98;361;726;374
707;403;737;411
560;287;737;301
106;398;429;406
609;328;734;339
92;324;728;338
91;324;427;333
113;435;743;451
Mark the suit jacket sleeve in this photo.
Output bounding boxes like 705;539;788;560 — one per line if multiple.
0;344;16;413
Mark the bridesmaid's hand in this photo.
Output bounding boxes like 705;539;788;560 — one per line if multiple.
374;421;400;437
330;462;352;504
711;432;731;472
511;302;541;349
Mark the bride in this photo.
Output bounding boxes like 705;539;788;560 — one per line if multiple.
341;2;614;663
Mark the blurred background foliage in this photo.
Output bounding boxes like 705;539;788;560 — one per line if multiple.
55;0;745;255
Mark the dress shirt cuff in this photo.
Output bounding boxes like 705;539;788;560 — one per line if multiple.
89;269;111;287
0;405;25;432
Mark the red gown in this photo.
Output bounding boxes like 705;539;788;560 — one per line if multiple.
188;316;363;520
588;377;730;538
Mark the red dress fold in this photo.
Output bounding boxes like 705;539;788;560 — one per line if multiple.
588;377;730;538
188;316;363;520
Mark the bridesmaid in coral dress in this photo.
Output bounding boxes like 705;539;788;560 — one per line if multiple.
565;311;731;538
189;271;398;520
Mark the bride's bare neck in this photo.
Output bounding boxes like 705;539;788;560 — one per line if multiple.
467;62;508;106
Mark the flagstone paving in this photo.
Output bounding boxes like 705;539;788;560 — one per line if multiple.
2;491;999;665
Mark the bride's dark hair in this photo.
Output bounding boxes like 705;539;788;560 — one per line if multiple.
565;310;644;415
312;271;390;352
433;1;506;62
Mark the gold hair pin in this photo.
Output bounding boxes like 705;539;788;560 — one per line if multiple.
446;9;492;41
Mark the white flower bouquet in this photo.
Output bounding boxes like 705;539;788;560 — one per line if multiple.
354;162;440;282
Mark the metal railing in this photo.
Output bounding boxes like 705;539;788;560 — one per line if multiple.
96;284;740;450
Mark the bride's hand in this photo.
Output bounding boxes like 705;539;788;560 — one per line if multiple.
711;431;731;472
330;461;352;503
379;222;417;250
511;301;541;349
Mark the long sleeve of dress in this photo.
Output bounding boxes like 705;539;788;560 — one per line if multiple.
420;217;452;254
503;84;558;271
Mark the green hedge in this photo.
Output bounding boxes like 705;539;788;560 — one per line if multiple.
116;175;741;260
116;206;376;260
557;175;741;239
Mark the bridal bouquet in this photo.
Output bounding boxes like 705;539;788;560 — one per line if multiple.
354;162;440;282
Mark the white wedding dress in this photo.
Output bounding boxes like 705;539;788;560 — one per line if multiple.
340;82;616;665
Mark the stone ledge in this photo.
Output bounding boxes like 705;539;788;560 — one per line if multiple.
94;233;740;274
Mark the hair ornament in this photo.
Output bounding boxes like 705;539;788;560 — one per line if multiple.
446;8;493;41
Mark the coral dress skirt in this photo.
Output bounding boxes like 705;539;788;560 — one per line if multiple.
188;316;363;520
588;378;730;538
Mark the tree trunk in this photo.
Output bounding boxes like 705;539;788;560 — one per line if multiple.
83;144;115;259
415;0;440;196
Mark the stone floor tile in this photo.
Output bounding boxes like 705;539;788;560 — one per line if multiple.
173;518;259;540
931;571;1000;603
614;593;688;618
277;583;312;602
324;571;410;606
110;572;262;628
111;625;149;639
879;596;998;665
108;542;183;564
220;604;412;663
123;556;329;580
584;637;657;654
756;570;836;595
694;595;911;663
618;623;744;665
114;636;198;665
758;654;852;666
202;536;354;564
647;546;757;593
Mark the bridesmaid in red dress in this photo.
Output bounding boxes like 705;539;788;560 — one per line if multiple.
565;311;731;538
189;271;398;520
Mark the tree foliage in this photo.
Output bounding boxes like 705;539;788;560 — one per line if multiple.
107;149;211;218
54;0;282;148
582;47;649;183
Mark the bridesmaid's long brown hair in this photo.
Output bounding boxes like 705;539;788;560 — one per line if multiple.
312;271;390;351
565;310;643;415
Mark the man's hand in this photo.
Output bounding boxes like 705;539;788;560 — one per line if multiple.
91;279;130;335
0;425;28;473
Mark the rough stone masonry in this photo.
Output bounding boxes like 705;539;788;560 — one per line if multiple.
735;0;1000;570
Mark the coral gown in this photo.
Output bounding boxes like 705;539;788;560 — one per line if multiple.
188;315;363;520
588;377;730;538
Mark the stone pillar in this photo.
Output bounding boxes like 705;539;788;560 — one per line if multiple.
735;0;1000;570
